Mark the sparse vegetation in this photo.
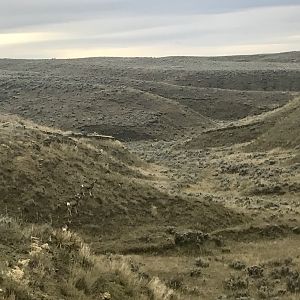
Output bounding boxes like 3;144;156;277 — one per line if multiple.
0;52;299;299
0;216;178;300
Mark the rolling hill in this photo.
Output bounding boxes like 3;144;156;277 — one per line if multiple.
0;52;299;141
183;96;300;150
1;52;300;300
0;114;244;252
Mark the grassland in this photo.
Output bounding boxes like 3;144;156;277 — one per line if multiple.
0;52;300;299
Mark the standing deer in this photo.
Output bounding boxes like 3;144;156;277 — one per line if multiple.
66;180;97;216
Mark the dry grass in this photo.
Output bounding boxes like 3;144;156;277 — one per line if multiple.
129;237;300;299
1;54;299;299
0;113;244;256
148;277;176;300
0;216;178;300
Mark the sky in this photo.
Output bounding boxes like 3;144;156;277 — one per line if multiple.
0;0;300;58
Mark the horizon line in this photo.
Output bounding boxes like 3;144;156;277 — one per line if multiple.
0;50;299;61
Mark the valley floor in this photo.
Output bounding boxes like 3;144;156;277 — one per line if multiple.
125;99;300;299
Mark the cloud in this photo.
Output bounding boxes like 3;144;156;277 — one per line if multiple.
0;1;299;58
0;0;124;32
1;0;300;31
0;32;65;46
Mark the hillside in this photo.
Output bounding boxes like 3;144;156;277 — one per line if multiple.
206;51;300;63
1;52;300;300
126;100;300;300
183;97;300;150
248;98;300;151
0;114;244;253
0;217;177;300
0;52;299;141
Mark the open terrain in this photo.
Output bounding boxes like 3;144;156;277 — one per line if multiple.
0;52;299;141
0;51;300;299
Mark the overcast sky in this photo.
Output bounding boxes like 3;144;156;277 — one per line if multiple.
0;0;300;58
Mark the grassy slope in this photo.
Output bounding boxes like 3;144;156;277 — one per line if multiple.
248;98;300;151
0;216;177;300
0;52;299;142
184;97;300;151
0;115;244;251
